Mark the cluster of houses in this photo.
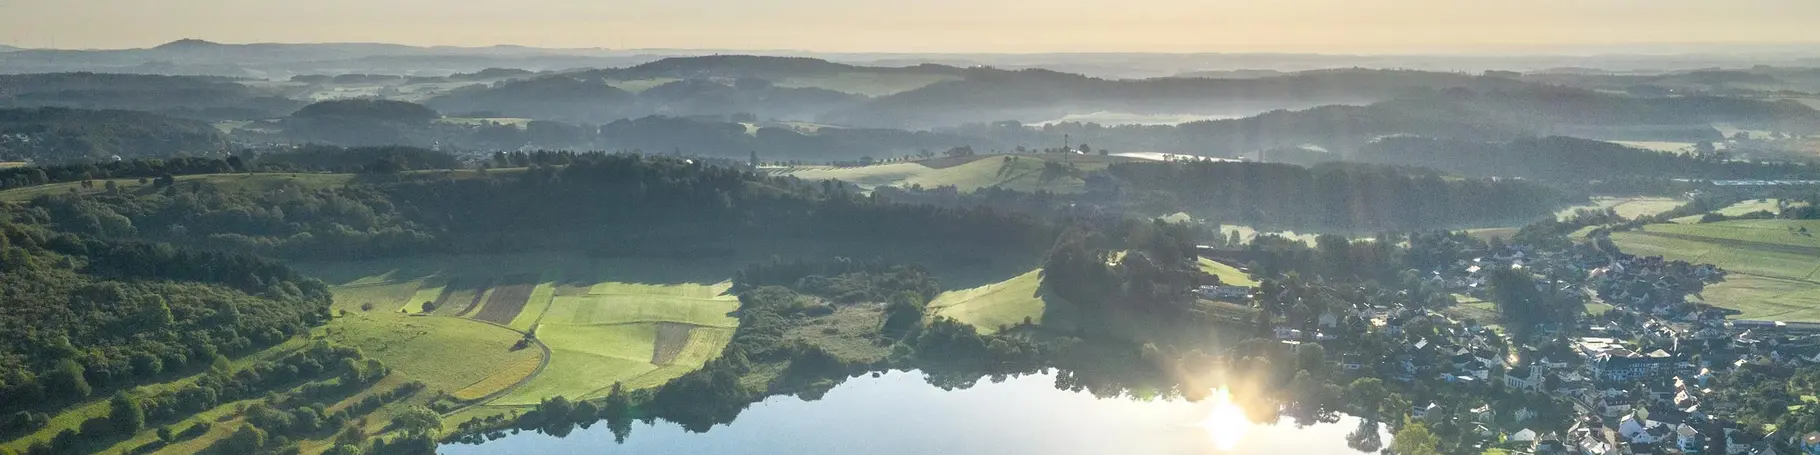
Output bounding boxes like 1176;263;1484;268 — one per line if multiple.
1200;240;1820;455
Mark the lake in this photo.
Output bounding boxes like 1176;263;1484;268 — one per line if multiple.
441;370;1389;455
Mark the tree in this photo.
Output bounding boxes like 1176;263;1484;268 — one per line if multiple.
109;392;145;434
221;423;266;453
1347;378;1389;417
1391;422;1441;455
47;359;91;399
391;406;442;435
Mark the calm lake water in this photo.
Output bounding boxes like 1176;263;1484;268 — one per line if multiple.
441;370;1388;455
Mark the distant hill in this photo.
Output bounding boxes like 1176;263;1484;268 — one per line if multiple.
425;76;636;122
826;68;1521;128
0;72;302;120
0;45;18;53
283;99;442;147
153;38;227;50
0;107;228;162
292;99;439;122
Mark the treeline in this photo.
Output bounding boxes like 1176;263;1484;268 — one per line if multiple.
1355;136;1820;183
17;152;1057;264
0;156;240;191
0;219;333;421
250;145;462;174
1110;161;1570;231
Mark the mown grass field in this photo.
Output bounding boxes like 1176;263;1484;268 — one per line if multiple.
929;269;1048;333
326;313;542;394
296;253;744;410
1199;258;1259;287
1557;196;1686;220
1611;219;1820;321
498;279;739;404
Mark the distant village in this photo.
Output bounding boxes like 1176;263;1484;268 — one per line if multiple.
1199;236;1820;455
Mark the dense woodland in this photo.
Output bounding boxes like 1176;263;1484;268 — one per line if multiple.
0;217;334;430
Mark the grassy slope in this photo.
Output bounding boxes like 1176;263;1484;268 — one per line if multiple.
929;269;1048;334
326;313;542;394
1611;219;1820;321
498;280;739;405
1199;258;1259;287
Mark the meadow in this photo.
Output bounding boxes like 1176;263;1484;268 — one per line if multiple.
1556;196;1686;221
292;253;747;412
929;269;1048;334
786;153;1137;194
1610;219;1820;322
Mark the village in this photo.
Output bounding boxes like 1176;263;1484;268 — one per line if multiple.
1198;235;1820;455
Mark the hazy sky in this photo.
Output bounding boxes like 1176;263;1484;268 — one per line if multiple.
5;0;1820;53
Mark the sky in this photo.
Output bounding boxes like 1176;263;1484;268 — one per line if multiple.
4;0;1820;53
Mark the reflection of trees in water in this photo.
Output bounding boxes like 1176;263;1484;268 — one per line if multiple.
1346;419;1383;454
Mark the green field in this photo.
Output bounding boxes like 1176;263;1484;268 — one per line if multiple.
787;154;1135;194
1558;196;1686;221
606;78;682;93
1199;258;1259;287
327;313;543;394
1445;294;1501;326
1611;220;1820;321
929;269;1048;333
295;253;743;409
496;279;739;405
1669;199;1792;223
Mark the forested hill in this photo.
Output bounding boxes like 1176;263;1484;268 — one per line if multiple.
1354;136;1820;182
15;152;1058;263
0;108;229;163
0;73;302;120
0;217;333;420
829;68;1513;128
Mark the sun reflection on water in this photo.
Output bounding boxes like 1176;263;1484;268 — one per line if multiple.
1195;386;1250;451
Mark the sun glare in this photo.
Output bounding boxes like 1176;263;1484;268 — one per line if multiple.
1196;387;1250;451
